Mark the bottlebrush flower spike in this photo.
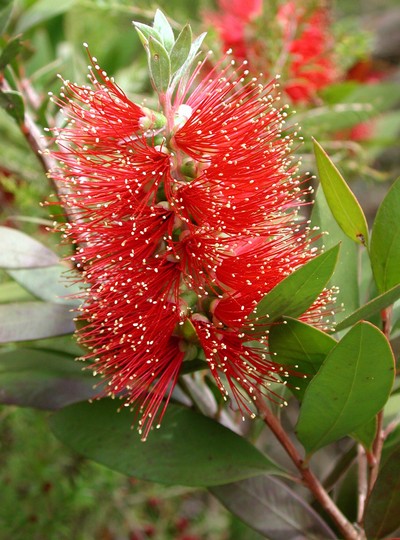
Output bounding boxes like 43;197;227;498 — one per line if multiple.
49;13;335;440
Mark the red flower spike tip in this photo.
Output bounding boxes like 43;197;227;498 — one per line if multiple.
50;44;335;439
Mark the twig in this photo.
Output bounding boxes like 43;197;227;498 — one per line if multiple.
258;400;362;540
357;445;368;524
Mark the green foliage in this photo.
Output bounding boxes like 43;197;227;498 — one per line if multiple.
297;322;395;455
50;399;283;487
0;226;59;268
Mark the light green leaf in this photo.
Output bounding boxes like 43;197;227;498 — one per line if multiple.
311;186;359;322
172;32;207;95
7;265;82;306
153;9;175;52
170;24;192;74
148;36;171;94
313;139;369;246
370;178;400;293
269;317;336;399
297;322;395;455
0;302;75;342
0;226;59;269
335;283;400;331
50;399;282;487
0;348;96;410
0;1;13;34
133;22;162;48
16;0;76;33
246;245;340;333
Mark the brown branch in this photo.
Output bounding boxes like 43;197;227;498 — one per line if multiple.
258;401;362;540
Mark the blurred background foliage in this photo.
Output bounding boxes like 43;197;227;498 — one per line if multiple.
0;0;399;538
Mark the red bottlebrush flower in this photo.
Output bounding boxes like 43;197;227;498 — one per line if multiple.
278;3;337;103
204;0;337;104
50;44;334;439
204;0;262;59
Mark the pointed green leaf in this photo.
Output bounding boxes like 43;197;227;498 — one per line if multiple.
147;36;171;94
0;348;96;410
170;24;192;74
364;445;400;538
133;22;162;47
172;32;207;95
246;244;340;333
335;283;400;331
0;226;59;268
0;302;75;342
7;265;82;306
50;399;282;487
0;90;24;124
153;9;175;52
311;186;359;322
0;36;23;71
211;475;336;540
313;139;369;246
370;178;400;293
297;322;395;455
269;317;336;399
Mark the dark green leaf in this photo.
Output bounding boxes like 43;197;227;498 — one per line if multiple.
211;475;336;540
0;36;23;71
153;9;174;52
0;348;96;410
269;317;336;399
351;417;377;451
7;265;82;306
0;302;75;342
0;226;59;268
50;399;282;487
364;445;400;538
148;36;171;94
335;283;400;331
311;186;359;322
297;322;395;455
0;90;24;124
313;139;369;246
370;178;400;293
170;24;192;74
246;245;340;333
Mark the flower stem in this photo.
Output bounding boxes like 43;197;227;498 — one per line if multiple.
259;402;361;540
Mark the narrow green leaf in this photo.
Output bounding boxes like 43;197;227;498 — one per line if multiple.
15;0;76;33
172;32;207;95
297;322;395;455
311;186;359;322
0;36;23;71
153;9;175;52
246;244;340;333
0;281;35;303
0;348;96;410
0;1;13;34
133;22;162;47
0;302;75;342
7;265;82;306
370;178;400;293
50;399;282;487
170;24;192;74
364;445;400;538
335;283;400;331
0;90;24;124
0;226;59;268
269;317;336;399
313;139;369;246
211;475;336;540
148;36;171;94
